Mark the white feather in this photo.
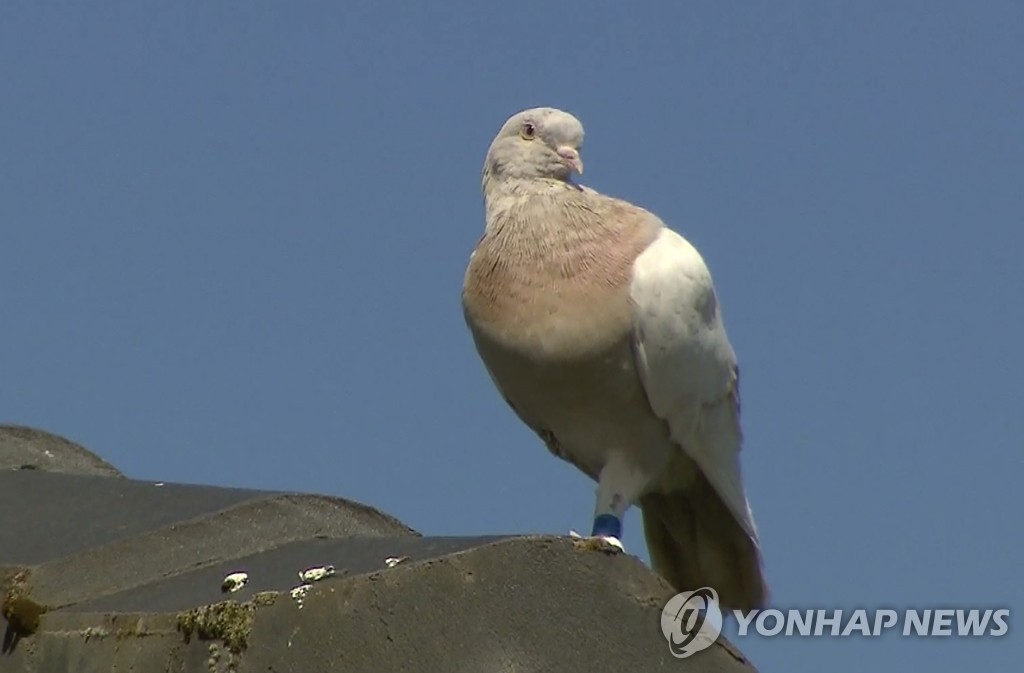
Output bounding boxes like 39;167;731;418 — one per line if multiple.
630;227;760;544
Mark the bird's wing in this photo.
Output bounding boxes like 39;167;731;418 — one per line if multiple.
629;227;759;542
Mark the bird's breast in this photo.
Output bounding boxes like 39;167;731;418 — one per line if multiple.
462;206;656;362
462;253;635;362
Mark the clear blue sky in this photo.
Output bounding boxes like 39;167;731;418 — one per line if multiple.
2;2;1020;670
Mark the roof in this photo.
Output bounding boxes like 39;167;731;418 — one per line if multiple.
0;424;757;672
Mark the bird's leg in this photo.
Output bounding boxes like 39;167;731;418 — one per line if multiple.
572;453;650;554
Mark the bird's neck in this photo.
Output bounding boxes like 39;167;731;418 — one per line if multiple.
482;177;584;237
483;173;578;200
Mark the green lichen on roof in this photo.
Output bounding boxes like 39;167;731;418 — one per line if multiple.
2;570;47;637
176;591;279;654
2;596;46;636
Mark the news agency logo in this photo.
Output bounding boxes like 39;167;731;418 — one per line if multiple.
731;607;1011;637
659;587;723;658
660;588;1011;656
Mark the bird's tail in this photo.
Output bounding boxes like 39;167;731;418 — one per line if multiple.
640;475;768;613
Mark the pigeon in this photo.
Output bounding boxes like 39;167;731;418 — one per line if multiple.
461;107;767;611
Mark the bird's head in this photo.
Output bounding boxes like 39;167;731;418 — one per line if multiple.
483;107;585;187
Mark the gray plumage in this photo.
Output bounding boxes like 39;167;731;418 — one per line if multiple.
462;107;767;611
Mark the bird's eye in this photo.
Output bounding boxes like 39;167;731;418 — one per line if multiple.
520;122;536;140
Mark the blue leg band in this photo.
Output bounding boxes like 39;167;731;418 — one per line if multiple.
591;514;622;539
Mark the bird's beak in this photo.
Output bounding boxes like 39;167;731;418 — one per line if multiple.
556;146;584;175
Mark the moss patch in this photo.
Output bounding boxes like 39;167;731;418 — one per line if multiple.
2;596;46;635
176;591;279;654
2;572;46;637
